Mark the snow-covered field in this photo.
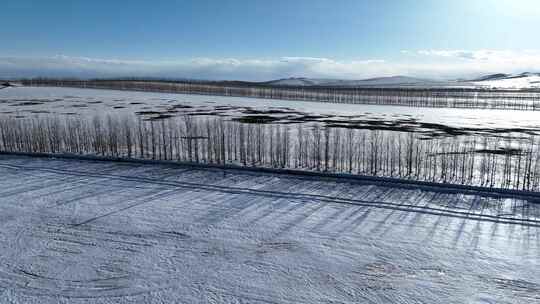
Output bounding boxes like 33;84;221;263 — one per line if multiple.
0;155;538;303
1;86;540;131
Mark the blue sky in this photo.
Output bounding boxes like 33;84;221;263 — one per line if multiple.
1;0;540;80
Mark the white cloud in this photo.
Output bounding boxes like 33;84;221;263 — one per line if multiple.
416;49;540;63
0;55;391;80
410;49;540;78
1;50;540;81
417;50;478;59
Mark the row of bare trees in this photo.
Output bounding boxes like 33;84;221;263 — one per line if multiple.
1;114;539;191
22;79;540;111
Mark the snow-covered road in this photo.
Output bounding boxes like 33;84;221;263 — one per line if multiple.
0;155;538;303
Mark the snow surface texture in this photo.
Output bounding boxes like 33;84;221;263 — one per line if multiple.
0;155;539;303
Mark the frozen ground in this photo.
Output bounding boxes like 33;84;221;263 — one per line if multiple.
0;155;539;303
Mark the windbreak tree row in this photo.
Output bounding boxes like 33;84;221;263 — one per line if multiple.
1;115;540;191
23;79;540;111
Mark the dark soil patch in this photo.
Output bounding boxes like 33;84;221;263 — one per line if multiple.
233;115;282;124
242;108;304;115
287;115;332;122
171;104;193;109
418;123;470;136
326;123;416;132
474;148;524;156
10;102;44;106
186;112;222;116
136;111;162;115
435;147;526;156
214;105;241;110
145;114;174;121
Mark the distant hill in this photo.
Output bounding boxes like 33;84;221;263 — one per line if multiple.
260;78;334;86
471;72;540;89
261;73;540;89
261;76;462;88
471;74;510;81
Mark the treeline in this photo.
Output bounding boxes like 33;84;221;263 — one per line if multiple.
22;79;540;111
1;114;539;191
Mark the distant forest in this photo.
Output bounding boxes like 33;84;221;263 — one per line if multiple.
21;78;540;111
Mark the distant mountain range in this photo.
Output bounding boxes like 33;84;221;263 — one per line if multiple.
258;73;540;89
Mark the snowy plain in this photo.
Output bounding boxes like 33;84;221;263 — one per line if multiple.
0;155;538;303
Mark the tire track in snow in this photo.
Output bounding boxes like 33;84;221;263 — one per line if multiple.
72;188;180;226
